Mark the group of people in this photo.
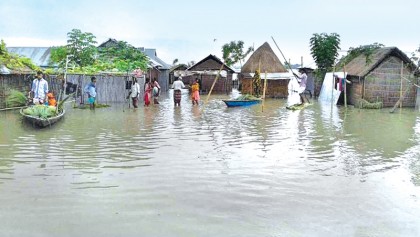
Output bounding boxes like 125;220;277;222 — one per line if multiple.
172;77;200;106
128;76;200;108
128;77;161;108
30;72;203;110
30;71;97;110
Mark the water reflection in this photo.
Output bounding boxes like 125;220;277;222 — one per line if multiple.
0;92;419;236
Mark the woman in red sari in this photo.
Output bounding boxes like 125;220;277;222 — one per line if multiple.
144;78;152;106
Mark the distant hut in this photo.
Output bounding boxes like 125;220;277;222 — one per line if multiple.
240;42;290;98
338;47;419;107
169;64;188;85
185;54;235;93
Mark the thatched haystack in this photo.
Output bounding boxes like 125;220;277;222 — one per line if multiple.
240;42;290;98
241;42;287;73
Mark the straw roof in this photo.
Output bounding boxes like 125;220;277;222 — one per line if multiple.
241;42;287;73
187;54;235;73
338;47;416;77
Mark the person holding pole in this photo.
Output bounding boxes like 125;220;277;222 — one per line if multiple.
293;68;309;105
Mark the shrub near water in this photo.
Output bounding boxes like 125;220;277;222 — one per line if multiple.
6;90;27;107
23;105;58;119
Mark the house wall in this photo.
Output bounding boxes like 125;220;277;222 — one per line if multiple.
347;76;363;105
182;73;233;94
240;78;290;98
362;56;416;107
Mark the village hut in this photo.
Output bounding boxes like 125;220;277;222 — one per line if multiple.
337;47;419;107
239;42;290;98
169;64;188;85
185;54;235;93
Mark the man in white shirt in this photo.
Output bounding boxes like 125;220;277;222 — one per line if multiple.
293;68;309;104
31;71;48;105
171;77;186;106
129;77;140;108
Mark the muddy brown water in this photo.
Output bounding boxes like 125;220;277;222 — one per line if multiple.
0;90;419;236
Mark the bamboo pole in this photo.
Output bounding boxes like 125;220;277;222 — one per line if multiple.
344;65;347;108
400;61;403;109
202;63;225;112
332;66;335;106
271;36;299;83
390;86;411;113
261;71;267;112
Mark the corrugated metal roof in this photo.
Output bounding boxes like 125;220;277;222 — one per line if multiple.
0;65;11;74
7;47;52;67
141;48;171;70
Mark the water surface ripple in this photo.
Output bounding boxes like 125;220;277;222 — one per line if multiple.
0;92;419;236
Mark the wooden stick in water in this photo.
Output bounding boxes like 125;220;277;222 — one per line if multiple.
344;65;347;108
202;63;225;112
262;71;267;112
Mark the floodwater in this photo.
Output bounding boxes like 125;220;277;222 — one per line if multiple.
0;90;419;237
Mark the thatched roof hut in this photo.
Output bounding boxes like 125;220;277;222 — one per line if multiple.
338;47;416;77
240;42;291;98
337;47;419;107
241;42;287;73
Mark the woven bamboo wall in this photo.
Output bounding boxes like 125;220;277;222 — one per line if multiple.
240;78;290;98
0;74;62;108
362;56;417;107
0;73;152;108
65;74;147;104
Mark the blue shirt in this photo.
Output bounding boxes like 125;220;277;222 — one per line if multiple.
84;83;96;97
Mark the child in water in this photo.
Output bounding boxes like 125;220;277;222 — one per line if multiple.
46;90;57;106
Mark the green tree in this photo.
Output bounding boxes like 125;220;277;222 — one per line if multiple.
50;29;97;70
0;39;39;71
50;46;68;68
98;40;148;72
309;33;340;79
172;58;179;65
222;40;253;67
66;29;97;68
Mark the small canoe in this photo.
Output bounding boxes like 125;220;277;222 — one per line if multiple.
20;108;65;128
222;99;261;107
286;103;312;110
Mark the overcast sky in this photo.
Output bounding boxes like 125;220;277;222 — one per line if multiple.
1;0;419;68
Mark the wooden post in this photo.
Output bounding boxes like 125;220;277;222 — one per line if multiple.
262;71;267;112
332;66;335;106
202;63;225;112
400;61;403;109
344;65;347;108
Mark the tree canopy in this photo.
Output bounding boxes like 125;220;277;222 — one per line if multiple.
309;33;340;79
222;40;253;67
0;39;39;71
50;29;148;74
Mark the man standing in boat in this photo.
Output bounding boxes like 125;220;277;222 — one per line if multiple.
293;68;309;104
31;71;48;105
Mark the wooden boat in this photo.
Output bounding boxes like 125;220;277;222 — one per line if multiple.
222;99;261;107
20;108;65;128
